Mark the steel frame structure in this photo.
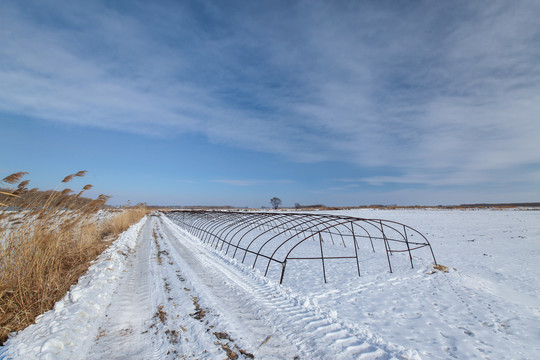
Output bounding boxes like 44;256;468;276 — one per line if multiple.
166;210;437;284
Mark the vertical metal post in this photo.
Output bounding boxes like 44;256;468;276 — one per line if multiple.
380;221;393;273
403;225;414;269
351;222;361;277
319;233;327;283
279;260;287;284
328;231;335;245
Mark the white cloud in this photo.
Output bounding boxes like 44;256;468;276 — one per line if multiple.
1;0;539;190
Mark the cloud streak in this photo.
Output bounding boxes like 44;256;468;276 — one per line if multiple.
1;0;539;191
212;179;294;187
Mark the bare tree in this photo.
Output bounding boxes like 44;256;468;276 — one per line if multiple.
270;197;282;209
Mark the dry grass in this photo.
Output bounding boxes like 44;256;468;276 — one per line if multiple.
0;171;147;345
433;264;449;273
427;264;450;275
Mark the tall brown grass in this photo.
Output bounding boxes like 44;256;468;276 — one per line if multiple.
0;172;147;345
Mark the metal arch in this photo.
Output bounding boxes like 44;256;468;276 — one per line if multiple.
190;211;226;241
246;213;326;265
211;212;248;248
269;218;367;273
258;216;349;271
229;212;284;257
350;221;376;252
235;213;311;260
220;212;270;252
225;213;279;255
270;218;362;281
360;219;436;256
165;210;437;284
224;212;282;254
204;212;236;245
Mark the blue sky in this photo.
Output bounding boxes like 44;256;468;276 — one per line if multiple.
1;0;539;207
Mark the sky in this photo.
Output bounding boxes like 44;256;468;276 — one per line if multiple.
1;0;539;207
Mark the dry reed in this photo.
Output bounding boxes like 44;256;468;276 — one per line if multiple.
0;172;147;344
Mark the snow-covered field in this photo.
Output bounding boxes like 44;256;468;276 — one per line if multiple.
288;209;540;359
1;209;538;359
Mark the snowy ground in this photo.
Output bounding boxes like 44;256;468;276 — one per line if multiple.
1;209;538;359
286;209;540;359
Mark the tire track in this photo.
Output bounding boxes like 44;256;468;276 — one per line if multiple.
87;216;169;360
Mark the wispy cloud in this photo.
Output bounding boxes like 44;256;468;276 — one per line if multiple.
337;166;540;188
1;0;539;191
212;179;294;187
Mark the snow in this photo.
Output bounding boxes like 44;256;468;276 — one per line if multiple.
1;208;538;359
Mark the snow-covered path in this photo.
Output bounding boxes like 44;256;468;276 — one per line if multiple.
87;215;166;359
1;214;413;359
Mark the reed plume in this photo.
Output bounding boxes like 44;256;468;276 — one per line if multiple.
2;172;28;185
61;174;75;183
